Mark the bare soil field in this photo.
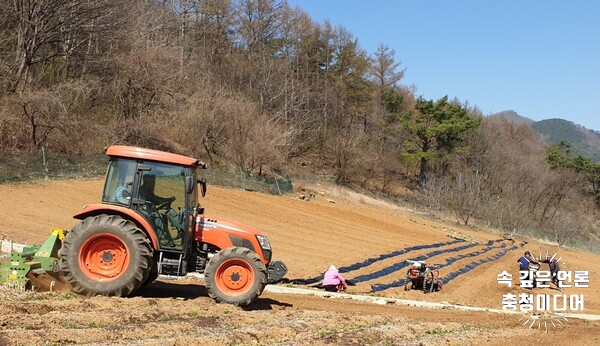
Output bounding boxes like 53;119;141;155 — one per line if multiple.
1;179;599;345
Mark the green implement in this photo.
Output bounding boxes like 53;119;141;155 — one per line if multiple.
0;229;71;292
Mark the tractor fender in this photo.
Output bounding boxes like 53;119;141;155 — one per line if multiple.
73;204;159;250
197;215;270;264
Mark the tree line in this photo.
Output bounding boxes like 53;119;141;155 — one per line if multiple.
1;0;597;247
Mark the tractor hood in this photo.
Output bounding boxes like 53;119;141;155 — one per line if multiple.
198;215;266;237
196;215;272;264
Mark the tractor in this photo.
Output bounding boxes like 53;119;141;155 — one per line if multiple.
3;146;287;306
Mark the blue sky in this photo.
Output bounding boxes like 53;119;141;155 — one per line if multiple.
286;1;600;131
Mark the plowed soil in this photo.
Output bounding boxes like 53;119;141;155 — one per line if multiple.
1;179;599;345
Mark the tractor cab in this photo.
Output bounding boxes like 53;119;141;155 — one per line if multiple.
103;157;196;253
97;146;207;277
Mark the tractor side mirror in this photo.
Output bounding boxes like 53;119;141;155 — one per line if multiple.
198;178;207;197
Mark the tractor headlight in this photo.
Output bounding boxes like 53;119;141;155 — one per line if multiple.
256;235;272;262
256;235;271;250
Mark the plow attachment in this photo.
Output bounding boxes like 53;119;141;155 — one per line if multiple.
0;229;71;292
26;269;70;292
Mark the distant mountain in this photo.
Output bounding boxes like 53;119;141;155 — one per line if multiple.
531;119;600;162
489;111;600;162
488;110;534;127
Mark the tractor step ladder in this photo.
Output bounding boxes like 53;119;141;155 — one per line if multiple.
157;251;185;277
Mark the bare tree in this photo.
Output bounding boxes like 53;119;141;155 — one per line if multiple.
369;43;406;105
225;98;289;175
5;0;120;91
193;0;234;64
547;213;585;247
422;176;450;212
7;81;90;168
327;128;365;182
233;0;283;56
449;170;484;225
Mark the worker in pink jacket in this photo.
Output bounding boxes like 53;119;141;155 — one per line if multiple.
322;265;348;292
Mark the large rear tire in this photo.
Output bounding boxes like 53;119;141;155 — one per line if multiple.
60;214;153;297
140;262;159;288
204;247;267;306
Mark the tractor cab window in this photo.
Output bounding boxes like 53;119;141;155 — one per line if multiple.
103;159;137;206
137;162;186;251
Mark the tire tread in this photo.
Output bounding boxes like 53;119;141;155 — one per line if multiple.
60;214;153;297
204;247;267;306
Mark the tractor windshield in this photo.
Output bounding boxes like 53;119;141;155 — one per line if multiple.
103;159;137;206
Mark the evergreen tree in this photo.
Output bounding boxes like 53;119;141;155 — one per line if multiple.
403;96;481;187
547;141;600;205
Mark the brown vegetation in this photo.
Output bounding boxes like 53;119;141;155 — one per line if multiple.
0;0;598;247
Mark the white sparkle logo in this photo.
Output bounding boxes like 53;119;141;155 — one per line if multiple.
518;316;568;331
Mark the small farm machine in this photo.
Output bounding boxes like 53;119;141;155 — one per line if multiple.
0;146;287;306
404;260;444;293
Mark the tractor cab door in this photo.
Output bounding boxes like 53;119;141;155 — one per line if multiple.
133;162;190;254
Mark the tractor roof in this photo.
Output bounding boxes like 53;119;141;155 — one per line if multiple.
105;146;204;167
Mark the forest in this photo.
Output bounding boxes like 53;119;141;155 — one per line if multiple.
0;0;598;249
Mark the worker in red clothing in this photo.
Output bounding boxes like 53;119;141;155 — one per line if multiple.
322;265;348;292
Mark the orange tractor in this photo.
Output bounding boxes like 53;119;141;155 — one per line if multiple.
30;146;286;306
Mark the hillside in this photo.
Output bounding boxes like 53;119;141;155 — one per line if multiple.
531;118;600;162
2;0;599;251
1;179;599;344
491;111;600;162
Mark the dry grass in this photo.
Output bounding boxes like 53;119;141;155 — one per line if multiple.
294;179;414;213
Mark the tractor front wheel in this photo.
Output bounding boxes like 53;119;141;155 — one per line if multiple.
204;247;267;306
60;214;153;297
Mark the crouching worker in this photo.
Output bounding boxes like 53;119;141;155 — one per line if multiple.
543;257;563;291
323;265;348;292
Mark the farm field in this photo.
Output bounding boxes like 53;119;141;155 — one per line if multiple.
1;179;599;345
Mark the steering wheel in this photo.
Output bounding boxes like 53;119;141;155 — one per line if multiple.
156;196;176;210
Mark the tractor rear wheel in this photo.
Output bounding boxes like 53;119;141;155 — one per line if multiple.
204;247;267;306
60;214;153;297
141;262;159;288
